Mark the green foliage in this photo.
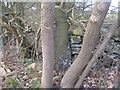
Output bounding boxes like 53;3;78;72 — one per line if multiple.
73;27;84;36
19;59;34;64
97;81;108;86
29;72;41;79
118;80;120;88
17;75;22;79
21;69;32;75
5;77;20;88
29;79;41;88
26;59;34;63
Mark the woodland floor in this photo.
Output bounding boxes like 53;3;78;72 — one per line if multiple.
1;35;120;88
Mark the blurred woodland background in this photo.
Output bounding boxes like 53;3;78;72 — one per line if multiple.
0;0;120;88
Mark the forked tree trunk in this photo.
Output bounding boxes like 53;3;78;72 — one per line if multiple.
41;2;55;88
61;1;111;88
75;19;119;88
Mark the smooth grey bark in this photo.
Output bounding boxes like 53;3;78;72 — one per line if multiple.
0;3;4;89
75;19;119;88
0;2;4;62
0;26;4;62
41;2;55;88
61;1;111;88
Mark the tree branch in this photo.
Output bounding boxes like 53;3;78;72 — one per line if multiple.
1;23;21;43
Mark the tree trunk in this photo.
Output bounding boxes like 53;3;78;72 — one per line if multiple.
0;3;4;88
41;2;55;88
61;1;111;88
0;3;4;62
0;28;4;61
0;29;4;89
75;19;119;88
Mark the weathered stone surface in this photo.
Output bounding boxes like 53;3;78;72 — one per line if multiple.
55;6;71;71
